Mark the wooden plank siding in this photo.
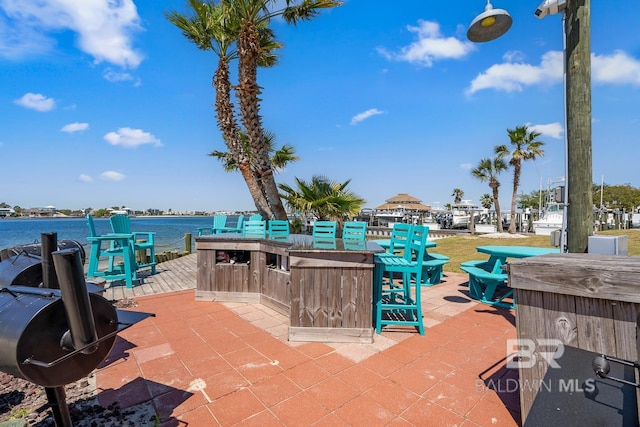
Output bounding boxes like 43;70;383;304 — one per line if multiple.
509;253;640;423
195;236;377;343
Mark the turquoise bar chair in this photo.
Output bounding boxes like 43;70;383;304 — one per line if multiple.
374;224;429;335
243;219;267;235
86;214;137;288
268;220;290;237
198;214;227;236
110;214;156;275
312;221;337;238
342;221;367;240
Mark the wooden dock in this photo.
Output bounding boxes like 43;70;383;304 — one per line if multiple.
98;253;197;301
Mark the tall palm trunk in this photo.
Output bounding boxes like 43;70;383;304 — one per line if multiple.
509;163;521;233
237;22;287;220
214;56;272;218
491;180;504;233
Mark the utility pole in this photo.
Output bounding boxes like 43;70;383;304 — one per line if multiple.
565;0;592;253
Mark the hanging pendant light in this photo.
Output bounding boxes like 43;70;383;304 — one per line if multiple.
467;0;512;43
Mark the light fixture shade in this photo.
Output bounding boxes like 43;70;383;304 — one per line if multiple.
467;1;512;43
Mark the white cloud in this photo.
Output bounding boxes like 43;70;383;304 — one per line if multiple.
61;122;89;133
466;51;563;95
529;122;564;139
103;69;134;82
350;108;383;125
14;92;55;112
0;0;144;68
378;20;475;67
100;171;126;181
460;163;473;170
104;127;162;148
592;50;640;86
467;49;640;95
78;174;93;182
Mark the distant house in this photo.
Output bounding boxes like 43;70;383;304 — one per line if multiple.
27;206;57;217
373;193;431;226
374;193;431;213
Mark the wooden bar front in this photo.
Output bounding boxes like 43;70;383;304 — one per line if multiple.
195;234;381;343
508;253;640;423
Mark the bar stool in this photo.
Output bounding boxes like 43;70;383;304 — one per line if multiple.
374;224;428;335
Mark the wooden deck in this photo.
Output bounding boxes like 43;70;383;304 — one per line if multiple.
98;253;197;301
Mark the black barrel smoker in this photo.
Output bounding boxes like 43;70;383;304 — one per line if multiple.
0;233;153;426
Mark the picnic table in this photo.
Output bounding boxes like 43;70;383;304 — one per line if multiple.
461;245;560;309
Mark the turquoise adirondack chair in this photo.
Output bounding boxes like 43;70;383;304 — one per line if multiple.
110;214;156;275
198;215;227;236
220;215;244;233
312;221;337;238
342;221;367;240
374;224;429;335
86;214;137;288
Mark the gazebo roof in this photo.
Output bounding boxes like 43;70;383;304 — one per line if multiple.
375;193;431;211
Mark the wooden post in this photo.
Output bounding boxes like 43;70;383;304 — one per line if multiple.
566;0;593;253
184;233;192;254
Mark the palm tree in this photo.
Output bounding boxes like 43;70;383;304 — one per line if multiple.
471;156;508;232
209;130;300;172
495;125;545;233
223;0;340;220
166;0;340;219
451;188;464;205
278;175;365;223
166;0;273;218
480;194;493;210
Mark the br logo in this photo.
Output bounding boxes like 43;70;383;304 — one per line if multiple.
506;339;565;369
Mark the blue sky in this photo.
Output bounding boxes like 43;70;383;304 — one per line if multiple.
1;1;638;213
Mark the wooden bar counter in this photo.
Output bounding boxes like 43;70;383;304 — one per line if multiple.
195;234;383;343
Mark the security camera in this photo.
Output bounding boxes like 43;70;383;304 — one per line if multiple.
534;0;567;19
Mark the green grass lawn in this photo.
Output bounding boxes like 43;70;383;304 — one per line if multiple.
432;229;640;273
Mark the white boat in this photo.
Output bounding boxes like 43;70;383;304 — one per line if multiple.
533;202;564;235
110;207;135;217
374;207;407;227
0;207;15;217
450;201;479;229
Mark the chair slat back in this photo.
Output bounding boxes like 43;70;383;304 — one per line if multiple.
110;214;132;234
234;215;245;231
404;225;428;265
268;220;290;236
388;223;413;255
312;221;337;238
248;214;263;221
342;221;367;240
86;214;98;237
213;215;227;229
244;219;267;234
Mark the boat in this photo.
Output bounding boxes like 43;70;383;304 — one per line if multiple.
533;187;564;235
109;207;135;217
0;207;15;217
450;200;479;229
373;207;407;227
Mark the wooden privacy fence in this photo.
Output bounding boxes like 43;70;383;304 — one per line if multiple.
508;253;640;423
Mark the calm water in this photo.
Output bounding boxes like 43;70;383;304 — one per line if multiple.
0;216;225;252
